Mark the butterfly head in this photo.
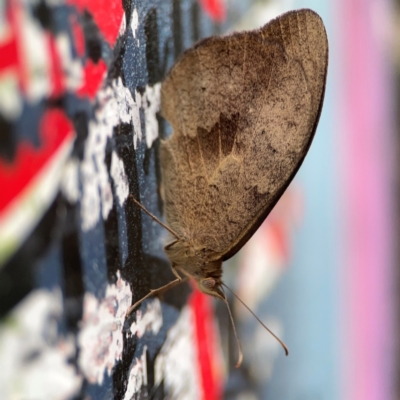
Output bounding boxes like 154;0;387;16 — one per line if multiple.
198;274;225;300
165;239;226;299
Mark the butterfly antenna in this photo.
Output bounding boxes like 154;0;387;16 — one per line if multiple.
221;287;243;368
129;194;181;240
222;283;289;356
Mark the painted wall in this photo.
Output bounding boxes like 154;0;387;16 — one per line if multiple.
0;0;396;399
0;1;226;399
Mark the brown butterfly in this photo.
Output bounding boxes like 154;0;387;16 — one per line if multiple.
128;8;328;365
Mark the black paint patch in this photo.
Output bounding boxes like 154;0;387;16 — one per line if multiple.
0;114;15;162
32;0;52;30
145;8;161;85
82;10;103;63
62;202;84;332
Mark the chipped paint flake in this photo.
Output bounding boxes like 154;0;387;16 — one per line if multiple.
154;306;201;399
78;271;132;385
123;346;148;400
110;151;129;206
131;89;143;148
131;8;139;40
143;83;161;148
130;299;163;338
121;301;163;398
81;151;102;231
0;289;82;400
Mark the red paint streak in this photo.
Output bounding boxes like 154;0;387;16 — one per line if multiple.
0;110;74;211
77;58;107;98
0;38;19;71
67;0;124;45
198;0;226;22
70;14;85;57
268;220;288;264
47;34;65;98
189;286;222;400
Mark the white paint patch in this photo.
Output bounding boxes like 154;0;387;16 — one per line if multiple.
123;346;148;400
110;78;138;127
119;12;127;36
78;271;132;385
0;289;82;400
81;150;102;231
19;6;51;102
131;89;142;148
61;158;80;203
110;151;129;206
143;83;161;148
121;300;163;397
131;8;139;44
0;72;23;120
130;299;163;338
154;306;201;400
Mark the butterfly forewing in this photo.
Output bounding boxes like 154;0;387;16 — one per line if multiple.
160;9;328;260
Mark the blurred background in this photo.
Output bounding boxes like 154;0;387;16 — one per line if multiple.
0;0;397;399
221;0;397;399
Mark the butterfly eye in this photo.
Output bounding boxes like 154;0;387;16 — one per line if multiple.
202;278;215;289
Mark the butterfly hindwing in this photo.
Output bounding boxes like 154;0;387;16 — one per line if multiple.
160;9;328;259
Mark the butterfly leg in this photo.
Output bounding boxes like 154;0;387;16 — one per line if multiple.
126;265;186;316
165;239;179;250
128;194;181;240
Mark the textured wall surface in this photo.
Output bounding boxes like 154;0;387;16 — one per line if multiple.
0;1;226;398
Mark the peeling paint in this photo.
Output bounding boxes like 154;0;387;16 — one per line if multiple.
130;299;163;338
80;78;137;231
130;89;143;148
80;78;161;231
123;346;148;400
78;271;132;385
143;83;161;148
110;150;129;206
